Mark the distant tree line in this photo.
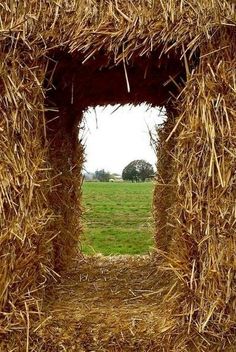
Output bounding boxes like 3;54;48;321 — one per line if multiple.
94;169;111;182
86;160;154;182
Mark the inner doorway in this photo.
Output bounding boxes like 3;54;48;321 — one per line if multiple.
45;49;184;268
80;104;166;255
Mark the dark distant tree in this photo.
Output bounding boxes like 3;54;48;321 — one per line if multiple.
122;160;154;182
94;169;110;182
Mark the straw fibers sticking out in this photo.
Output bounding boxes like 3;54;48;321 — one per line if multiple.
0;1;236;351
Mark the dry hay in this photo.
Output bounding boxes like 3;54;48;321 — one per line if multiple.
154;106;177;252
32;254;173;351
0;1;236;351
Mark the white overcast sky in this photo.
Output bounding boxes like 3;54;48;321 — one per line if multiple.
80;104;166;175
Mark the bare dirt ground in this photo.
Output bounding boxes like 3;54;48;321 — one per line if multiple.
37;255;173;351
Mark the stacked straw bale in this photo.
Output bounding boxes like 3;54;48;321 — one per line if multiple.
0;0;235;350
154;106;177;252
167;28;236;349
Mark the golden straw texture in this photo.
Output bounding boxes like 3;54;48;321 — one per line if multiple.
0;0;235;350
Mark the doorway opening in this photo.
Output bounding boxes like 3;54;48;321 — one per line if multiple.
45;49;185;268
80;104;166;255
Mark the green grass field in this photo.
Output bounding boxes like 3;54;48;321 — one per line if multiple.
81;181;154;255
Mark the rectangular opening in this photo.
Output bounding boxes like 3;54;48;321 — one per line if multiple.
80;104;166;256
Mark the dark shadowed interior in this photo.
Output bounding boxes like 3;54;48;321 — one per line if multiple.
46;49;186;116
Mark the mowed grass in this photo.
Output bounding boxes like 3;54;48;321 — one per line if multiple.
81;182;154;255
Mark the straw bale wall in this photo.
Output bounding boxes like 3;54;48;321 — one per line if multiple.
45;65;84;270
154;106;177;252
46;107;83;271
168;28;236;349
0;1;235;350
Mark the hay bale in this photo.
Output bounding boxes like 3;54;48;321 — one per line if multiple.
168;28;236;348
0;50;54;346
153;106;177;252
0;1;235;350
45;103;84;271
